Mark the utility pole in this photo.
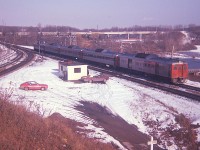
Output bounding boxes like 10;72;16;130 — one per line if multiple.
120;42;124;53
1;19;4;35
39;41;40;55
2;19;6;48
171;45;174;59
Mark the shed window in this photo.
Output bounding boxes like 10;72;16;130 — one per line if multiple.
74;68;81;73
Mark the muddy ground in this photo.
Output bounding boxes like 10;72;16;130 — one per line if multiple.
75;101;164;150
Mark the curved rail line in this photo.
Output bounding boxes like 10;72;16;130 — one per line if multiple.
0;43;35;77
0;51;17;64
0;49;23;68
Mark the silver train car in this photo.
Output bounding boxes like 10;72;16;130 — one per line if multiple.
34;44;188;83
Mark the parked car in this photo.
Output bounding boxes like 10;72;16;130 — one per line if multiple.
20;81;48;91
81;74;109;83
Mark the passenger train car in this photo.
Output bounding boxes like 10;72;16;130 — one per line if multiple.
34;44;188;84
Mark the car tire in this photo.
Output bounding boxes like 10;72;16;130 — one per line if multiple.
24;87;29;91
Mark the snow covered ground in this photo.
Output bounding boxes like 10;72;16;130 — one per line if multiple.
0;44;17;65
166;45;200;70
0;45;200;149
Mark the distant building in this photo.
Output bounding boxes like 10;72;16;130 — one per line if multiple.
58;60;88;81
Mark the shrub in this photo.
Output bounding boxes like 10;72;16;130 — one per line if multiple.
0;91;115;150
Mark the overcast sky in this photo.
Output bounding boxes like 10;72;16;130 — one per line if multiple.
0;0;200;29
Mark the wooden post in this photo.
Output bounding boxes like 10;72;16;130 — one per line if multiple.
147;136;157;150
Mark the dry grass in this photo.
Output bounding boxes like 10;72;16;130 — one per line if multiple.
138;98;199;149
0;91;115;150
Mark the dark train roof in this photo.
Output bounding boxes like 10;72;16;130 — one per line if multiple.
49;43;60;46
68;45;80;49
95;48;117;54
95;48;104;52
134;53;158;59
135;53;151;58
118;52;135;58
133;53;184;64
151;57;183;64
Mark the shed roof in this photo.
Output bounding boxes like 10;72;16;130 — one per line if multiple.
59;60;87;66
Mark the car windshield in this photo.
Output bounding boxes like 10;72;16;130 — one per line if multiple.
29;81;38;85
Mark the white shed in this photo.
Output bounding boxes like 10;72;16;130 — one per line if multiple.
58;60;88;81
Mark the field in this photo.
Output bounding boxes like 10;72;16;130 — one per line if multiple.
0;45;200;149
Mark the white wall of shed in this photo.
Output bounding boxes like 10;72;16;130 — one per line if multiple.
67;65;88;80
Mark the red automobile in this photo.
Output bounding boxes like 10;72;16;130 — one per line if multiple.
20;81;48;91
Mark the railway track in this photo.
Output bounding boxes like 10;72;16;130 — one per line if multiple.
0;43;35;77
0;50;17;65
178;84;200;92
25;49;200;101
0;49;23;68
90;66;200;101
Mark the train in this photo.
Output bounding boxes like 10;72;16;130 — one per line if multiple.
34;43;188;84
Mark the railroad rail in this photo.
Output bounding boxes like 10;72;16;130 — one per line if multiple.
0;49;23;68
36;50;200;101
0;43;35;77
17;47;200;101
178;84;200;93
89;66;200;101
0;48;17;65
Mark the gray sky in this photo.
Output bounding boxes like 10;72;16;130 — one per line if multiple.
0;0;200;29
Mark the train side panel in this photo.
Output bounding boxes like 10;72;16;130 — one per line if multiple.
119;55;134;69
60;47;81;59
143;61;156;74
155;63;170;78
34;44;188;84
82;50;116;66
132;58;145;72
45;45;59;54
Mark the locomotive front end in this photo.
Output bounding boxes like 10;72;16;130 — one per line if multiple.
171;61;188;84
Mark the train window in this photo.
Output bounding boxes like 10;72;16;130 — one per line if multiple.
178;67;182;70
183;66;187;70
174;66;177;70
